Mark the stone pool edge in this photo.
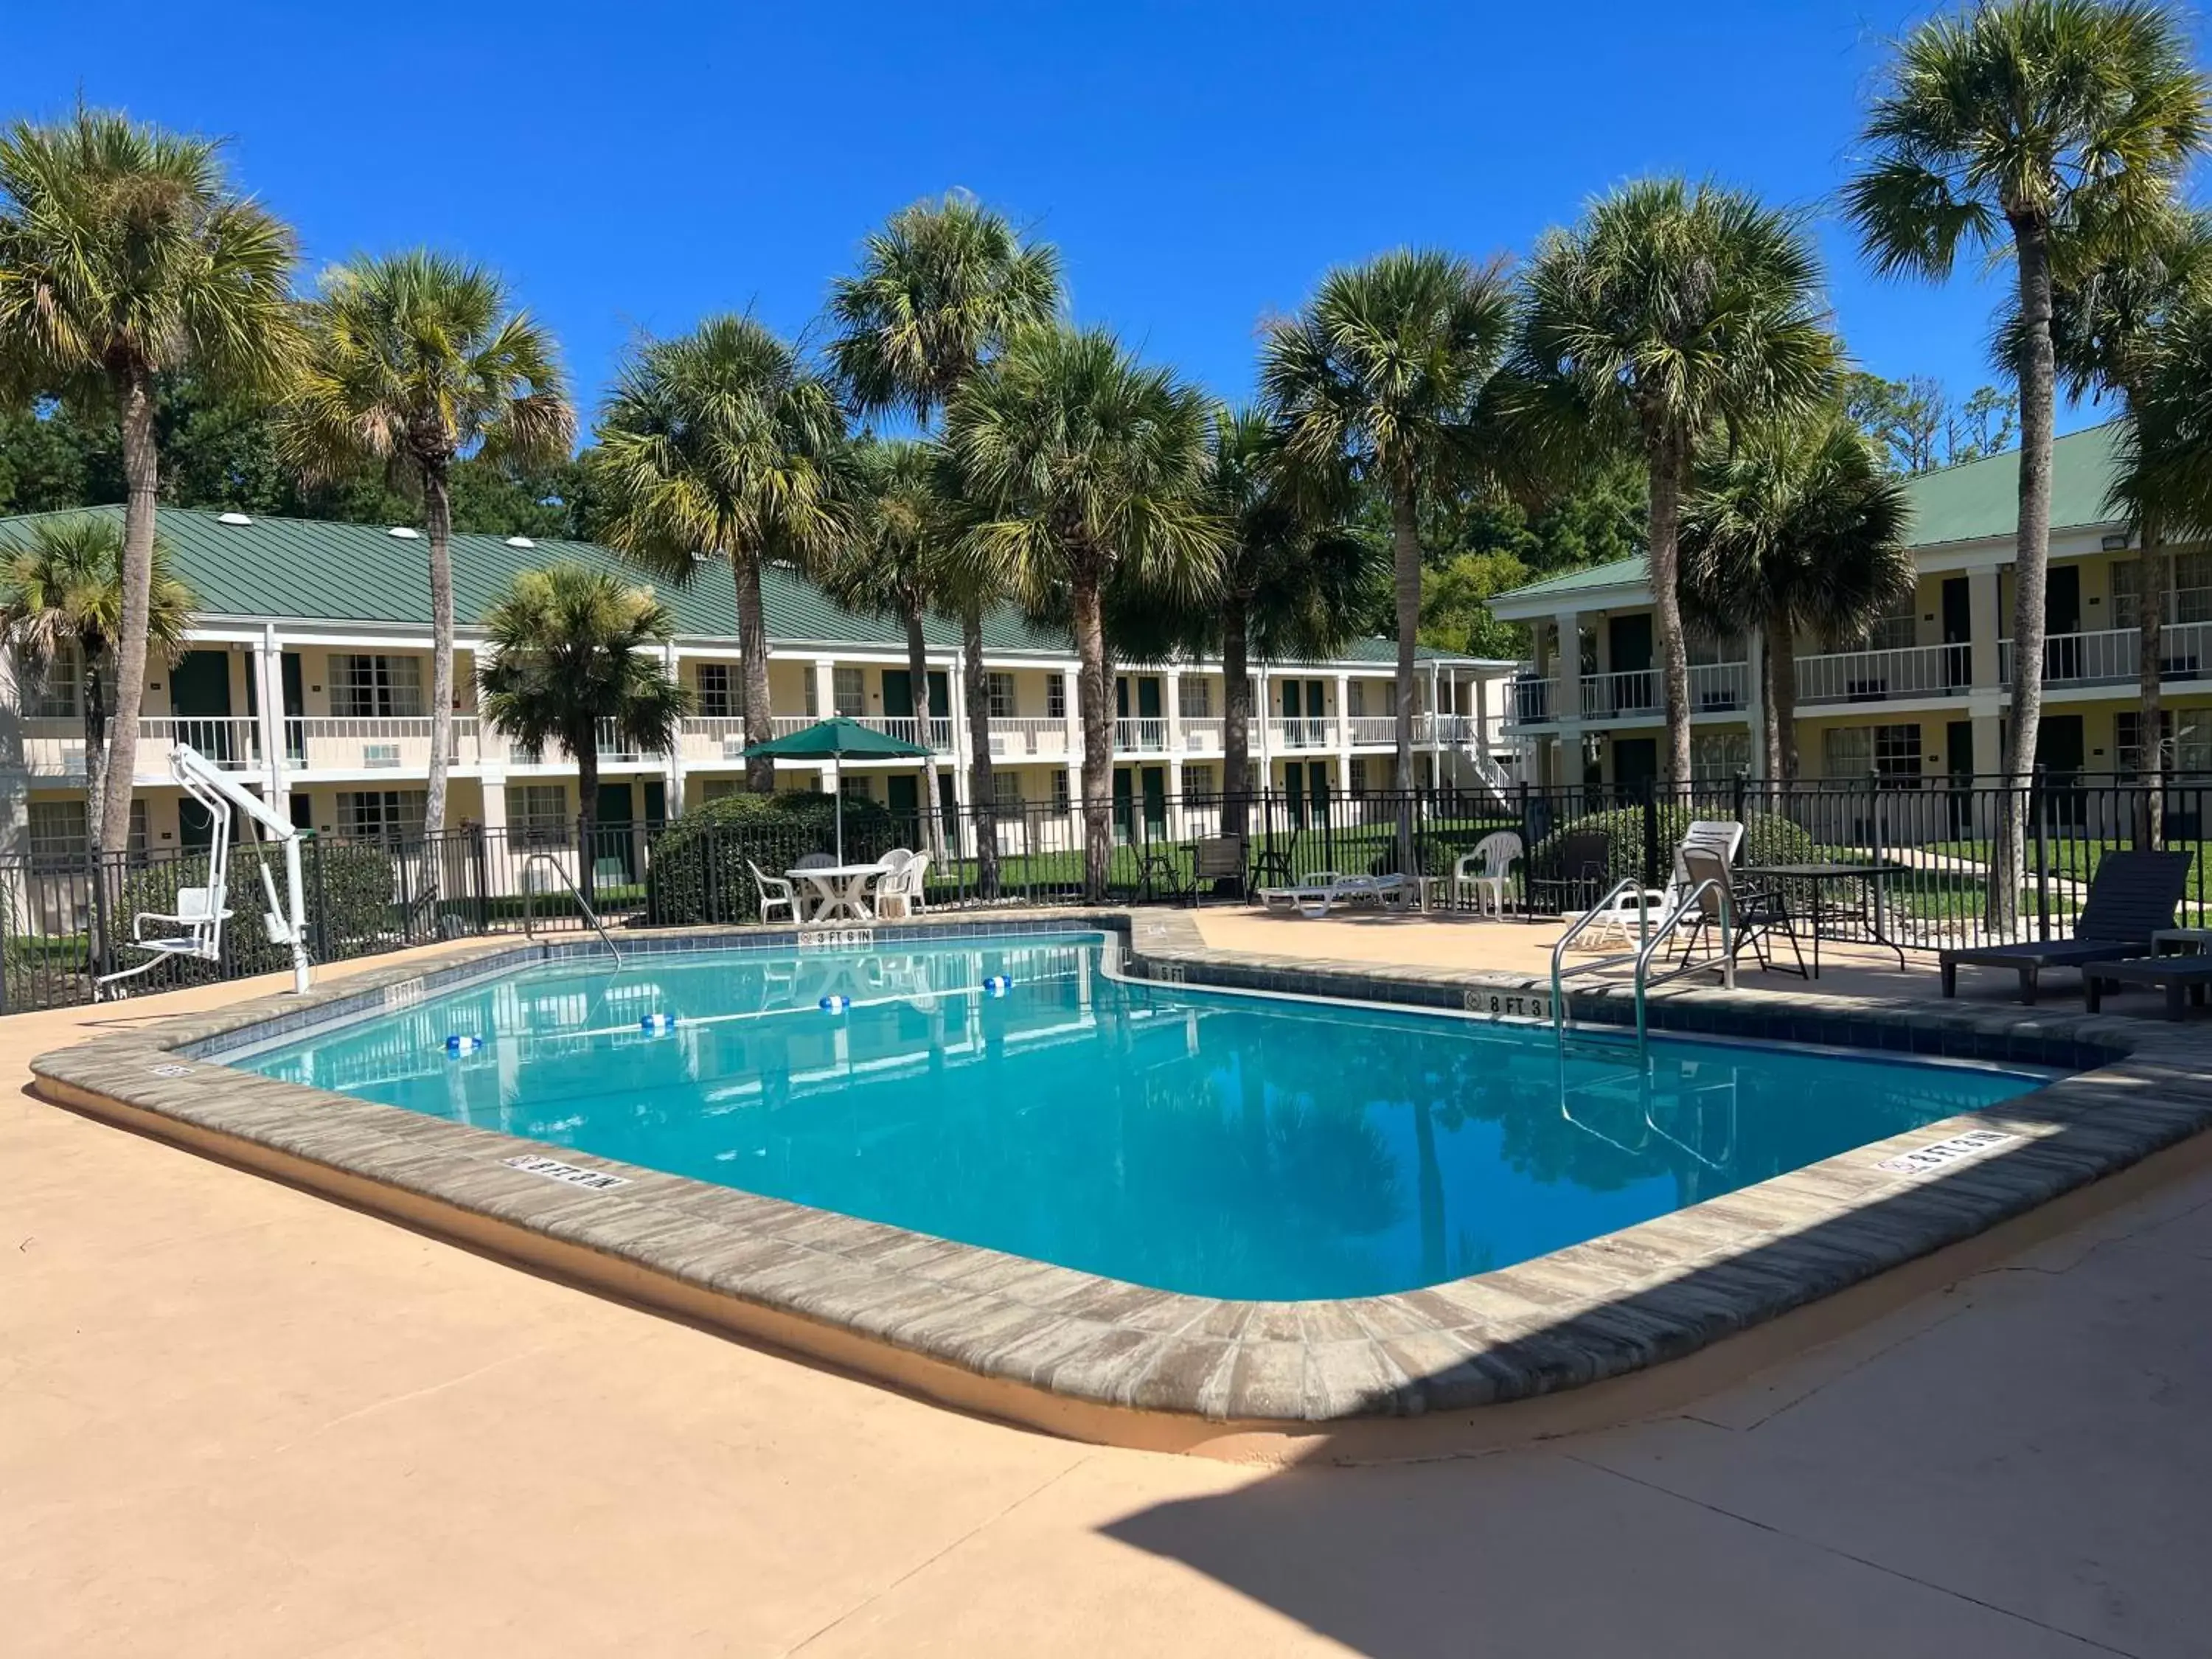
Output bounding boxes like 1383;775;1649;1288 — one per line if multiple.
29;911;2212;1456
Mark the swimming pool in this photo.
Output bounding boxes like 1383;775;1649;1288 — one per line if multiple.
236;931;2050;1301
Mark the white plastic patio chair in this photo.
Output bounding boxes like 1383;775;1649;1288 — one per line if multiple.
747;859;801;925
1453;830;1522;917
876;851;931;919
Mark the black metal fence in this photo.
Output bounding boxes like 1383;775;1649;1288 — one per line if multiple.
7;770;2208;1013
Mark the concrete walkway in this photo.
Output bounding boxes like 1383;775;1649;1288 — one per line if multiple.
7;944;2212;1656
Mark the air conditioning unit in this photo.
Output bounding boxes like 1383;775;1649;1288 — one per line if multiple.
364;743;401;768
723;737;747;760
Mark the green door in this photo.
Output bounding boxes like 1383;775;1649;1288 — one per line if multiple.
170;650;234;765
595;782;635;881
1113;767;1134;841
882;669;914;717
1141;765;1166;834
642;781;667;828
1137;678;1162;720
1284;760;1304;827
1115;677;1130;719
887;773;919;838
282;652;305;760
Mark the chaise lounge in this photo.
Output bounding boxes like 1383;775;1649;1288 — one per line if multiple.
1938;849;2194;1004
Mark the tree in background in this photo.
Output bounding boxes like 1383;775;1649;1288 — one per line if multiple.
476;563;688;904
593;315;852;794
2031;209;2212;842
0;108;296;851
0;515;193;949
826;194;1061;894
1262;250;1517;826
1520;177;1834;785
1680;411;1915;782
1109;406;1382;838
947;326;1220;899
819;438;956;858
1845;372;2021;473
1848;0;2207;928
287;252;574;838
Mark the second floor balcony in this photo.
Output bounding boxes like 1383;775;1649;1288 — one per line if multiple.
2000;620;2212;688
1795;642;1971;706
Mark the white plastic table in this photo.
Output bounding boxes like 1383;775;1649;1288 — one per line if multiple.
787;863;887;922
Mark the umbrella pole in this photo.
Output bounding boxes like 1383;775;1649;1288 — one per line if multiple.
834;759;844;865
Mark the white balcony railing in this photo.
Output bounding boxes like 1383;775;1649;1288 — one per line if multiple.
987;716;1070;761
768;713;954;752
1348;714;1397;745
1508;678;1556;726
1265;716;1335;750
18;714;264;777
2000;621;2212;687
285;716;478;773
1178;717;1224;753
1579;668;1660;718
1114;717;1169;752
1689;661;1750;712
1795;642;1970;706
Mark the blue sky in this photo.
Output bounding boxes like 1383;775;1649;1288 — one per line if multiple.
10;1;2208;434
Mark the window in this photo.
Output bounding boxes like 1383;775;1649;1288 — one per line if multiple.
833;666;866;717
700;778;745;803
1822;724;1922;782
328;654;425;718
504;783;568;846
1691;728;1752;782
991;772;1023;809
1046;676;1067;720
27;800;86;869
803;671;817;717
839;773;873;802
2115;553;2212;627
1348;757;1368;796
1178;677;1211;719
27;644;82;718
696;663;737;718
336;789;426;845
987;672;1018;719
1347;681;1366;718
1862;594;1917;653
1050;771;1071;813
1183;764;1215;799
2118;710;2212;776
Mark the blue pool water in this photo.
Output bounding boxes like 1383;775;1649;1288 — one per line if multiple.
240;933;2050;1301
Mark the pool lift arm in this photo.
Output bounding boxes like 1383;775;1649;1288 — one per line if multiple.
95;742;313;1000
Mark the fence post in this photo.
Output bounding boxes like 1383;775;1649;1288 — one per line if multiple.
309;833;330;960
2032;765;2051;944
1732;768;1747;827
1640;777;1660;891
472;824;491;936
88;850;112;986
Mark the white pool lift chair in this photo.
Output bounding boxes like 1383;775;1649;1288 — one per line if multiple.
97;742;313;1000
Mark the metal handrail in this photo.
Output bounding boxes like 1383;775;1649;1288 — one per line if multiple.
521;851;624;967
1549;877;1660;1038
1632;878;1732;1045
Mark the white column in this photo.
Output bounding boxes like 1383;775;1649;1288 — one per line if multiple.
812;658;838;722
1745;631;1769;781
662;641;686;813
1473;672;1492;762
1254;665;1272;790
1164;666;1183;754
251;623;288;818
1968;564;2003;692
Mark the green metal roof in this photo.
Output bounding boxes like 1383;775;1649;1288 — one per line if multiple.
0;505;1489;668
1492;420;2129;607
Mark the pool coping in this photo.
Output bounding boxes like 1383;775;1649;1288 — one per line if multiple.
30;910;2212;1456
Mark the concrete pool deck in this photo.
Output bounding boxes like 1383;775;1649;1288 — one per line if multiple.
10;923;2212;1653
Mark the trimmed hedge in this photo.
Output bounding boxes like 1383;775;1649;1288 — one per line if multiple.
114;835;401;975
646;790;901;925
1530;805;1817;887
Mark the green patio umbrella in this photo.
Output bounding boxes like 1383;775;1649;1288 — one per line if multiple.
740;716;936;864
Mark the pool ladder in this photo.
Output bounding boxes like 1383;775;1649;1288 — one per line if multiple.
1549;877;1733;1053
520;852;625;968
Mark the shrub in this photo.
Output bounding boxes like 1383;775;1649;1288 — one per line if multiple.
646;790;900;925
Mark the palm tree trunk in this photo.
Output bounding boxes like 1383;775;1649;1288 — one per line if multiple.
575;730;599;908
101;367;158;855
424;459;456;838
1390;484;1420;877
734;552;776;793
2138;515;2165;849
963;602;998;898
902;604;947;863
1222;605;1251;841
1764;615;1799;782
1071;574;1113;902
1992;217;2057;934
1646;427;1694;787
82;650;111;973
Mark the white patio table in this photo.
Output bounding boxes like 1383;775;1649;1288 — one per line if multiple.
787;863;888;922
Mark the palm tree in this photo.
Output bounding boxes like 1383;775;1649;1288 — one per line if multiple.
286;251;573;839
0;108;296;851
476;562;689;904
947;326;1221;899
827;194;1061;891
1261;251;1514;819
1846;0;2207;924
593;316;851;796
1680;411;1915;782
0;515;193;957
1518;178;1834;785
2029;209;2212;842
1110;407;1382;838
818;437;954;858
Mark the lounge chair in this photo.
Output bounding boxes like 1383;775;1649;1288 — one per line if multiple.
1257;872;1408;918
1674;844;1808;978
1939;849;2194;1004
1189;835;1248;905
